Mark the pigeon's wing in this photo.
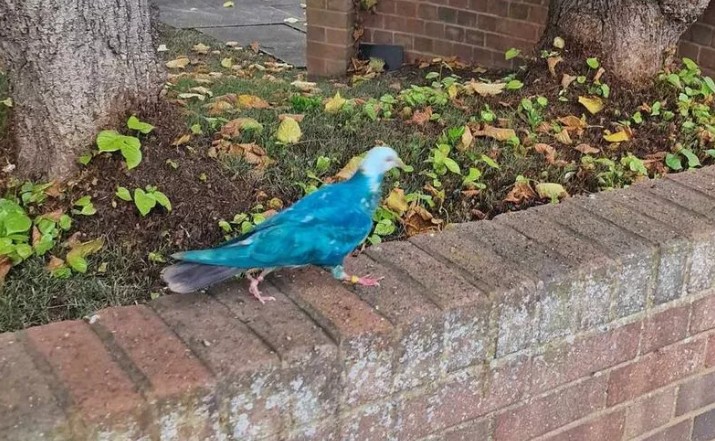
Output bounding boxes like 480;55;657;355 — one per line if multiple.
175;201;373;269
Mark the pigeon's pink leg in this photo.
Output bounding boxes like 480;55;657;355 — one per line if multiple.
347;274;384;287
246;269;276;304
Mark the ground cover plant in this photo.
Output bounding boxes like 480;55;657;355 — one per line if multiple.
1;25;715;332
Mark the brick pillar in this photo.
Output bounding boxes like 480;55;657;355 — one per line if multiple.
306;0;355;77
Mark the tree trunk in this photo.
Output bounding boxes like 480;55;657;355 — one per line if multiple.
0;0;165;180
540;0;709;86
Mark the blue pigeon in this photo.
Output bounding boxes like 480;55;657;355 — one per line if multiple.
161;145;405;303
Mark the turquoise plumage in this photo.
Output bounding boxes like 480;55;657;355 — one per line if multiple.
161;145;405;303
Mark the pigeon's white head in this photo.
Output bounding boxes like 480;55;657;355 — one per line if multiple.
359;145;405;179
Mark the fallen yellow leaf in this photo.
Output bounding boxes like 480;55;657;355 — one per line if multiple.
464;80;506;96
547;56;562;77
557;115;587;136
220;118;263;138
536;183;569;203
221;57;233;69
276;117;301;144
385;188;408;216
166;57;190;69
325;92;346;114
237;94;269;109
291;80;318;92
603;129;631;143
472;124;516;142
578;96;604;114
192;43;211;54
172;134;192;146
334;155;364;181
458;125;473;151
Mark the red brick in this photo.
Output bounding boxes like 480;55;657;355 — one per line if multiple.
456;11;478;27
469;0;488;13
306;0;325;8
699;47;715;70
690;23;714;46
443;417;493;441
704;4;715;25
508;3;529;20
466;29;485;46
445;25;465;42
691;292;715;334
307;25;327;43
339;402;394;440
434;39;455;56
494;376;607;441
307;41;352;61
453;43;474;61
417;4;438;21
607;339;706;406
707;334;715;367
151;294;281;439
325;27;353;46
678;40;702;61
371;29;394;45
376;0;396;14
393;33;414;50
96;305;213;399
414;36;434;53
448;0;470;9
530;321;640;395
641;420;692;441
486;0;508;16
694;408;715;441
25;321;144;423
642;305;690;354
425;21;445;39
362;11;384;28
326;0;351;12
540;410;625;441
0;333;68;438
676;370;715;416
529;5;548;24
624;388;677;438
438;7;458;24
395;0;417;17
306;7;352;28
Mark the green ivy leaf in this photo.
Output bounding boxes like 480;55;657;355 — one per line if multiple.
680;148;701;168
152;191;172;211
33;234;55;256
134;188;156;216
506;80;524;90
59;215;72;231
190;123;203;135
74;195;91;207
126;115;155;134
66;238;104;273
4;211;32;235
15;243;33;259
586;58;600;69
443;157;461;175
96;130;140;153
78;153;93;165
706;149;715;158
480;154;500;169
115;186;133;201
121;143;142;170
505;48;521;60
665;153;683;171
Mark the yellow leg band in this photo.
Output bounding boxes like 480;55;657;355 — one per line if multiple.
350;275;360;284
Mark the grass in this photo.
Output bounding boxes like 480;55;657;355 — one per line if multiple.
1;25;715;332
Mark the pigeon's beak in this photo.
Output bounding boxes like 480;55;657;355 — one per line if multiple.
395;157;407;169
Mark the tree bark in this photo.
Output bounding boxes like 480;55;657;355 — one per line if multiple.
0;0;165;180
540;0;709;86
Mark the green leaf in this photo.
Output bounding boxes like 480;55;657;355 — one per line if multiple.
152;191;172;211
601;84;610;98
505;48;521;60
275;117;302;144
666;73;682;89
535;182;568;203
51;266;72;279
462;167;482;186
74;196;91;207
36;218;56;235
315;156;331;174
680;148;701;168
480;154;500;169
33;234;55;256
80;204;97;216
126;115;155;134
443;157;461;174
190;123;203;135
115;186;132;201
66;238;104;273
59;215;72;231
586;57;600;69
374;219;395;236
425;72;440;80
148;252;166;263
703;76;715;95
134;188;156;216
506;80;524;90
4;211;32;235
96;130;140;153
78;153;93;165
121;143;142;170
665;153;683;171
632;112;643;124
536;96;548;107
706;149;715;158
15;243;33;260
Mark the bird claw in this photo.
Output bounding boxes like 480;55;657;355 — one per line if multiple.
353;274;384;287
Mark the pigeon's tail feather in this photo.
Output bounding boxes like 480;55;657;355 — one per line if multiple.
161;262;241;294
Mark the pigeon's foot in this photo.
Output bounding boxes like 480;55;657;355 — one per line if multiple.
349;274;384;287
246;270;276;304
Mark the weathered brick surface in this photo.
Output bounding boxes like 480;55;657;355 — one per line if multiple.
691;291;715;334
623;387;676;439
641;419;692;441
641;306;690;354
25;320;146;436
494;376;607;441
607;338;706;406
539;410;625;441
93;305;215;439
693;408;715;441
675;370;715;416
708;334;715;367
0;333;69;441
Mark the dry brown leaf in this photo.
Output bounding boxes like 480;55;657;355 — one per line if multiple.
472;124;516;142
574;143;600;154
594;67;606;83
237;94;269;109
192;43;211;54
535;143;558;164
334;155;364;181
46;256;65;271
457;125;474;151
557;115;588;136
40;209;64;222
554;128;573;145
32;226;41;247
45;182;63;198
205;100;233;116
547;56;562;77
220;118;262;138
464;80;506;96
250;41;260;53
504;180;536;204
166;57;190;69
0;256;11;283
561;74;577;89
411;107;433;125
172;134;192;146
404;205;443;237
279;113;305;122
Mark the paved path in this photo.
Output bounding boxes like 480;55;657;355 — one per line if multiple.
154;0;307;67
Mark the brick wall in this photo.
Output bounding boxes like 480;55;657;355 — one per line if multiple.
307;0;715;76
2;167;715;440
